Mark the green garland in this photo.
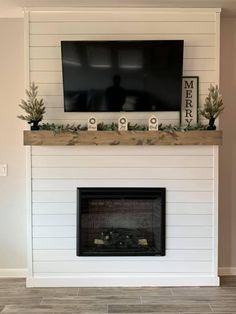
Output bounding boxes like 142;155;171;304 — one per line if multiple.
39;122;206;133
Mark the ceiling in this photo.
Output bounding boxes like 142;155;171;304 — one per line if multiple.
1;0;236;17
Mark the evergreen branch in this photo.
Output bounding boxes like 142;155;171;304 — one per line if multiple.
199;84;224;121
39;122;206;133
17;82;46;125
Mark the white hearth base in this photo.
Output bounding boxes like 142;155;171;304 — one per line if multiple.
27;275;220;287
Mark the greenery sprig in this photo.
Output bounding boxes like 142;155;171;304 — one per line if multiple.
40;123;86;133
39;122;206;133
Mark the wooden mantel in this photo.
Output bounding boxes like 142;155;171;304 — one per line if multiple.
24;130;222;146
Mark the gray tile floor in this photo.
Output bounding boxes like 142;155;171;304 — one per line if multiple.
0;277;236;313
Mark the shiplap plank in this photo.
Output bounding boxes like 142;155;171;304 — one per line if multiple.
33;214;75;226
32;271;214;277
33;95;63;107
33;226;76;238
31;70;216;84
33;225;212;238
32;190;213;203
34;110;179;121
33;202;76;215
32;237;213;250
30;60;62;72
32;214;212;227
166;203;213;215
30;58;216;72
29;34;216;47
41;118;179;126
33;249;212;261
33;260;211;273
168;238;213;249
167;226;212;238
31;145;213;156
184;58;216;71
184;47;216;59
183;71;216;83
30;21;215;35
32;155;214;168
30;47;61;59
30;46;215;60
32;167;213;180
33;238;75;249
32;202;213;215
167;214;212;226
32;179;213;192
29;11;216;23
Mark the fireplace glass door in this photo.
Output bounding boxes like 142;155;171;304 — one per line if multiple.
77;188;165;256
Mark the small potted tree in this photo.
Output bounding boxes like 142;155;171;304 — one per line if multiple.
199;84;224;130
18;82;46;130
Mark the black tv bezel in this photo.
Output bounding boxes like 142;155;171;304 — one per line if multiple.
61;39;184;113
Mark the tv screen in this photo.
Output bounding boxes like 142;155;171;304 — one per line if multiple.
61;40;184;112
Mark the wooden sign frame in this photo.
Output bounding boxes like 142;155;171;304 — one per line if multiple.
181;76;199;127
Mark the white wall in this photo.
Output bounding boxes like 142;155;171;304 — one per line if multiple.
0;19;26;271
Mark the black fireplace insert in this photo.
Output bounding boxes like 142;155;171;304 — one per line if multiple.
77;188;165;256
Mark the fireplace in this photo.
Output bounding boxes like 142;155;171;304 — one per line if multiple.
77;188;165;256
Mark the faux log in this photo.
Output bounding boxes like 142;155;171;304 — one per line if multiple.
24;130;222;146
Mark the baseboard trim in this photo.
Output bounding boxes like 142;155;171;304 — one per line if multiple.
0;268;27;278
2;269;235;282
26;275;220;287
218;267;236;276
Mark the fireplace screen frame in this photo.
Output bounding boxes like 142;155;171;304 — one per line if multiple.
77;187;166;257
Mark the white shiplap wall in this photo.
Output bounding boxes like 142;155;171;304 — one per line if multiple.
26;8;220;287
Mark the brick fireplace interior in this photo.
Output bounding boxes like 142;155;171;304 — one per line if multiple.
77;188;165;256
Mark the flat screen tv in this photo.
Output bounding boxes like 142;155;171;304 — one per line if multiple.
61;40;184;112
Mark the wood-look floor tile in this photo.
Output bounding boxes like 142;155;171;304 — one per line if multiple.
55;295;140;303
41;295;140;306
1;277;236;314
1;304;107;313
29;287;78;297
0;287;78;298
172;287;236;297
1;305;53;313
209;301;236;312
0;279;25;289
41;297;108;312
142;295;236;303
78;287;172;296
108;303;212;313
108;312;180;314
0;296;42;306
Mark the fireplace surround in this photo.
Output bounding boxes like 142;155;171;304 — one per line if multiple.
77;188;166;256
26;8;220;287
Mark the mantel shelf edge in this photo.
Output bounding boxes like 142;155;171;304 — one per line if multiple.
23;130;223;146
